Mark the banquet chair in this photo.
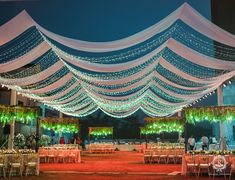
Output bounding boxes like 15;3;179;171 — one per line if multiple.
56;150;64;163
198;155;210;177
185;155;198;176
24;153;39;176
143;149;152;164
39;149;47;163
9;154;23;178
0;155;6;178
224;155;232;177
229;157;235;180
47;150;56;163
159;149;168;164
68;150;77;163
151;149;160;163
176;148;184;163
62;150;70;163
167;149;176;164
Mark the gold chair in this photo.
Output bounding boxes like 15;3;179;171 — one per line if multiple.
198;155;210;177
176;148;184;163
229;157;235;180
39;149;47;163
167;149;176;164
185;154;198;176
62;150;69;163
0;155;6;178
68;150;77;163
56;150;64;163
151;149;160;163
143;149;152;164
8;154;23;178
47;150;56;163
159;149;168;164
24;153;39;176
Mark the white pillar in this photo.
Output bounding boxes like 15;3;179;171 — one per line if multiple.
59;112;63;118
41;104;45;120
217;85;224;150
8;90;17;150
178;111;182;140
59;112;63;140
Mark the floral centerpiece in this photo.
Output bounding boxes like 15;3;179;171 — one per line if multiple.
1;149;17;154
14;133;26;149
188;150;235;155
18;149;36;154
39;135;51;147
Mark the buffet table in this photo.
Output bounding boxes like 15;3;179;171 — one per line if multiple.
114;144;143;151
87;143;144;152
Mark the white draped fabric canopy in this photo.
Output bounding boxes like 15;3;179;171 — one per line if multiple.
0;3;235;118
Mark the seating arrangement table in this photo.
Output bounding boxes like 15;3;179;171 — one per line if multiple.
142;143;185;164
39;147;81;163
87;143;115;154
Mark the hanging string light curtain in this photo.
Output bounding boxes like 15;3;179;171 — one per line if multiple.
185;106;235;124
40;117;79;133
141;117;184;135
89;127;113;137
0;105;39;127
1;3;235;118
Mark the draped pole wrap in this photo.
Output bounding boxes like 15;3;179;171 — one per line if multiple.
8;90;16;150
217;85;225;150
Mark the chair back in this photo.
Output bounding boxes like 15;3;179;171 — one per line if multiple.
144;149;152;156
0;155;6;165
11;154;22;163
159;149;167;155
27;153;38;163
198;155;209;164
185;155;195;164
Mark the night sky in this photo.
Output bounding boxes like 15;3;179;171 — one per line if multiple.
0;0;211;41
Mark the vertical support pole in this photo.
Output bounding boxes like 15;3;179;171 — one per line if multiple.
184;121;187;153
145;134;148;149
178;111;182;140
35;117;40;152
112;127;114;142
88;127;91;144
8;90;16;150
217;85;224;150
42;104;45;120
59;112;63;141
